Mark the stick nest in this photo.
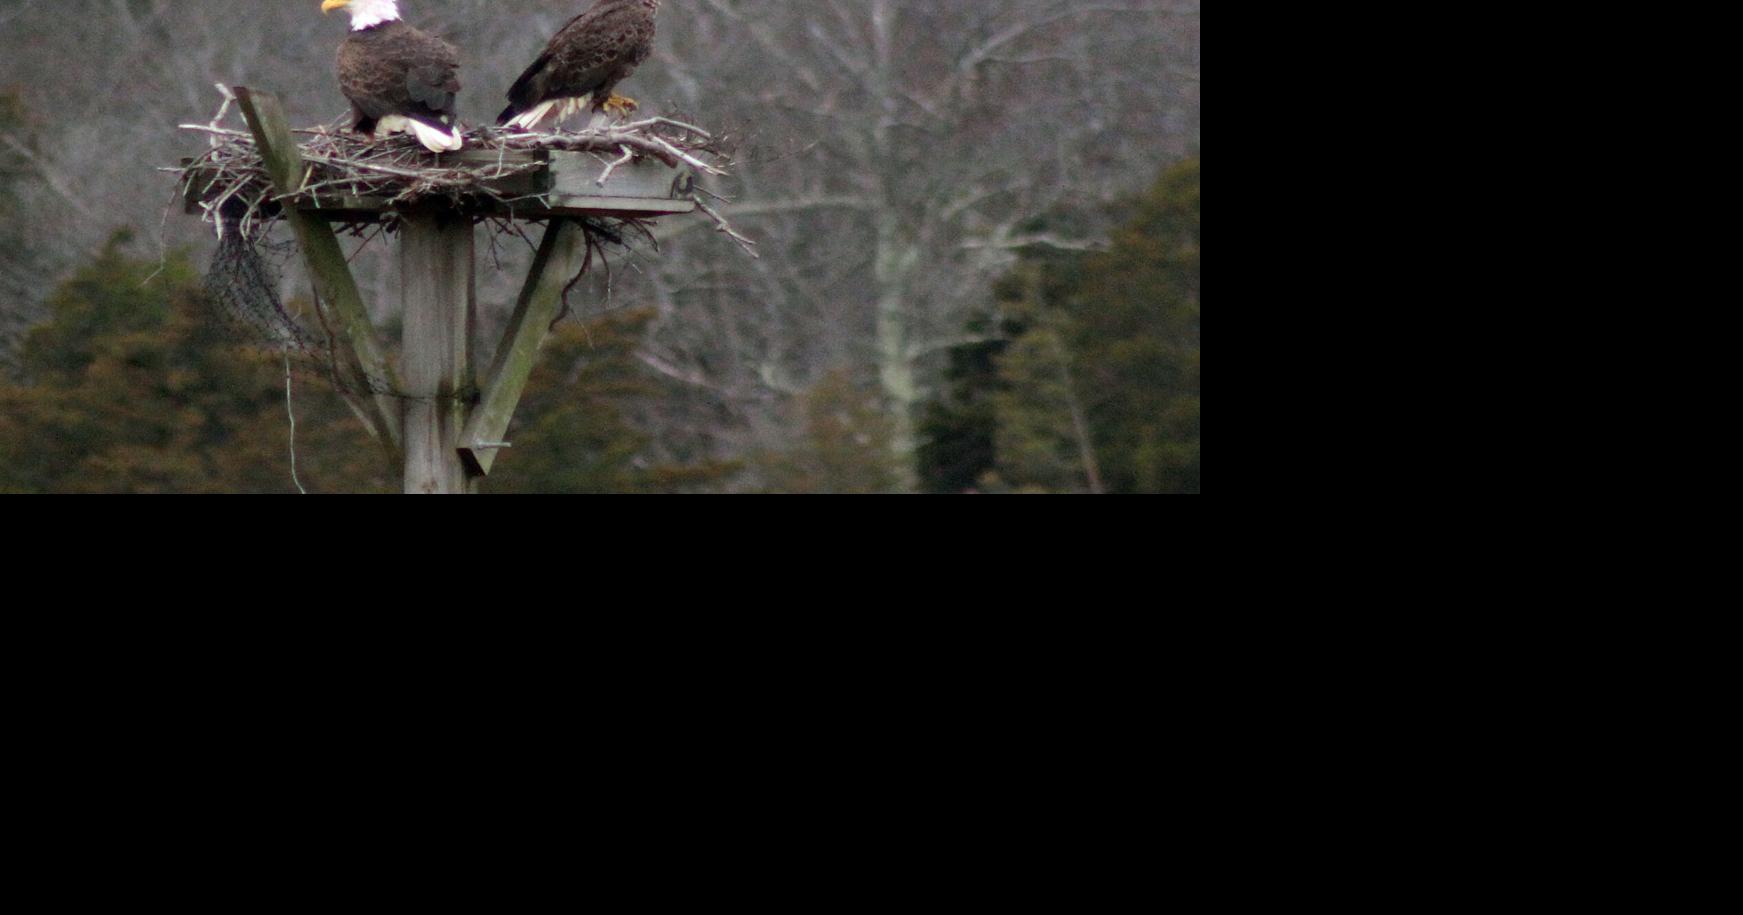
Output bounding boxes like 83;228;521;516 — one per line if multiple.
176;117;733;240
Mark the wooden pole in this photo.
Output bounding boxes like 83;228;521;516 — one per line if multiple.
202;89;700;492
401;210;479;494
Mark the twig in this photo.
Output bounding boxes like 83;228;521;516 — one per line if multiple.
179;124;251;138
597;146;636;186
285;349;307;495
693;197;760;259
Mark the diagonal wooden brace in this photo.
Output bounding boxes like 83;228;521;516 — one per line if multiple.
459;218;586;477
234;87;402;457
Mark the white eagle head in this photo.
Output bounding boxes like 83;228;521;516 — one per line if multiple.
321;0;402;31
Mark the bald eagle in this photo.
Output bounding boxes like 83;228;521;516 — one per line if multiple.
322;0;464;153
498;0;660;131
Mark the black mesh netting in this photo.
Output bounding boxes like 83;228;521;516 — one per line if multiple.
201;217;395;399
200;213;647;403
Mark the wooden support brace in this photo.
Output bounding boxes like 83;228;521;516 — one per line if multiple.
459;218;586;477
234;87;403;456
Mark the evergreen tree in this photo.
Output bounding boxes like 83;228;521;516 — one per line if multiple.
918;159;1201;494
0;245;738;493
917;335;1007;493
489;308;736;494
1071;159;1200;494
757;369;903;494
0;237;393;493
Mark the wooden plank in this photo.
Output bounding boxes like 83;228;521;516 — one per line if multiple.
300;197;696;221
459;218;586;477
547;152;690;200
299;196;394;217
454;149;547;166
540;198;697;217
444;148;552;198
401;211;479;494
234;87;402;455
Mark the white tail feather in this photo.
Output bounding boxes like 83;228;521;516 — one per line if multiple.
509;96;591;131
509;100;557;131
408;118;463;153
376;114;462;152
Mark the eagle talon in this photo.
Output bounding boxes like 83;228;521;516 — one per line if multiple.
601;94;640;119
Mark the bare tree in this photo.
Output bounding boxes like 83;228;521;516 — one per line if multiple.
639;0;1200;487
0;0;1200;487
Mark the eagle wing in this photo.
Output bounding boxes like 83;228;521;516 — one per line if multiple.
339;23;461;131
405;57;461;117
501;1;657;121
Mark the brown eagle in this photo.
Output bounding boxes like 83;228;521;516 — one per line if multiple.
498;0;660;131
322;0;464;152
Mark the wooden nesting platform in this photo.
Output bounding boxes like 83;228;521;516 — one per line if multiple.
180;87;711;493
184;147;696;222
183;146;696;223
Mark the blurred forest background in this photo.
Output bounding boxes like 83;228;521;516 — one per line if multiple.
0;0;1199;493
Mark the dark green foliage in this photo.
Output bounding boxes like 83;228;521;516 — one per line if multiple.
0;245;732;493
483;307;737;494
756;369;903;494
1075;159;1200;493
992;304;1097;492
918;335;1007;493
918;158;1201;493
0;237;394;493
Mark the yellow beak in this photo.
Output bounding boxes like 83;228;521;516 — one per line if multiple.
321;0;350;13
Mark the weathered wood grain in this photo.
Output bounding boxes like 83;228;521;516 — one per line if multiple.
400;211;478;494
459;218;586;477
235;87;402;457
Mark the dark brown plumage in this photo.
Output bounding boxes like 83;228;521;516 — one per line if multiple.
338;19;462;146
498;0;660;129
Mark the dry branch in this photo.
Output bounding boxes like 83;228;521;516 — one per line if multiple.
172;114;736;240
